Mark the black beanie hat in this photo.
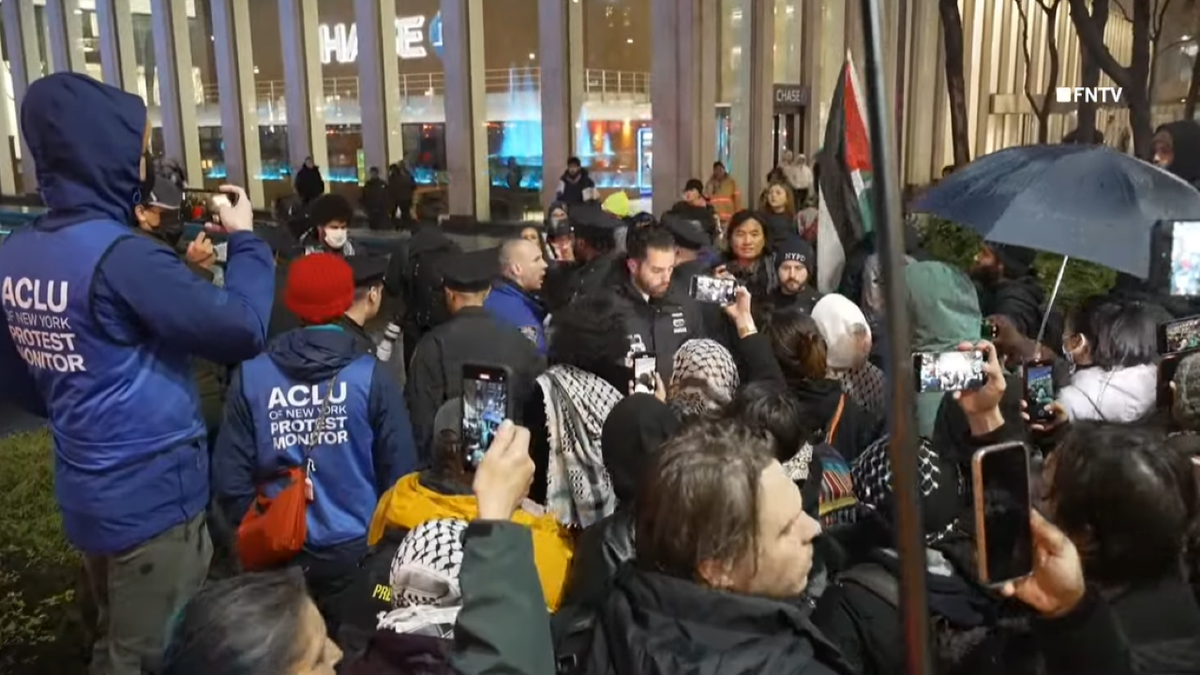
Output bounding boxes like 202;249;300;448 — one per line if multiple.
989;243;1038;278
776;236;815;273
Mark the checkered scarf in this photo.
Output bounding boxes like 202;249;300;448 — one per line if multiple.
378;518;467;638
668;339;740;419
537;365;622;528
851;435;965;545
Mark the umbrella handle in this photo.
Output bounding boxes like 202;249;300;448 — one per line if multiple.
1035;256;1069;349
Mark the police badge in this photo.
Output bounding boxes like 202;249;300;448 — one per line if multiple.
520;325;540;345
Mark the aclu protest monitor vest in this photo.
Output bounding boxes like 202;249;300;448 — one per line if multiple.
0;219;209;554
241;354;378;549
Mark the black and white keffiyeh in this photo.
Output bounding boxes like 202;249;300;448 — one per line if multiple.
379;517;468;637
851;435;965;545
537;365;623;528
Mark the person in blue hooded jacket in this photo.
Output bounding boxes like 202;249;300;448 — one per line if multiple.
0;73;275;675
485;237;549;354
212;253;418;631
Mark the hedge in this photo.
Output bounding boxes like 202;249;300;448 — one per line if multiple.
0;429;89;675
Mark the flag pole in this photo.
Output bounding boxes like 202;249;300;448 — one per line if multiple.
857;0;934;674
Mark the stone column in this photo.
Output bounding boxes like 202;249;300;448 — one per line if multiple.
441;0;490;218
211;0;265;204
3;0;42;191
356;0;404;175
538;0;583;206
95;0;138;94
278;0;328;173
150;0;202;182
46;0;87;74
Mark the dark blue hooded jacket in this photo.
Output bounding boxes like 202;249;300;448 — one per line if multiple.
0;73;275;554
212;326;417;564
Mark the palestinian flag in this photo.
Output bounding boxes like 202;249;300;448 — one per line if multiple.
816;54;874;293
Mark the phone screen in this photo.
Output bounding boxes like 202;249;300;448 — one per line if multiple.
182;189;236;222
1169;221;1200;296
913;351;986;393
1023;362;1055;421
974;443;1034;584
1160;315;1200;355
633;353;656;395
461;365;509;469
689;275;738;305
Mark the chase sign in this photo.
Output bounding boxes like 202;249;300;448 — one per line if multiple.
318;11;444;64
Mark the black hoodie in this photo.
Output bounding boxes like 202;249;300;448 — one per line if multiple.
557;168;598;205
1156;120;1200;187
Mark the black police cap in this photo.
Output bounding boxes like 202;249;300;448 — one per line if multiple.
347;255;389;288
442;248;500;293
662;213;710;251
569;203;621;239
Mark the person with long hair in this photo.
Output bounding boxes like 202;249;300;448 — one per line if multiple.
722;210;777;298
759;180;798;249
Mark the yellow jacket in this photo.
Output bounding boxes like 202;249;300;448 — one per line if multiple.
369;473;575;610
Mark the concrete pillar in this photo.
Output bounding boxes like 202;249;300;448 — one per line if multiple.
538;0;583;207
95;0;138;93
3;0;42;191
211;0;264;205
745;0;774;201
356;0;404;176
906;0;940;185
651;0;684;213
46;0;86;74
150;0;201;182
441;0;489;218
697;0;719;176
278;0;328;174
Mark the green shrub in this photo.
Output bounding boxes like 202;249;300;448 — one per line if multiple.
0;429;89;675
919;217;1117;310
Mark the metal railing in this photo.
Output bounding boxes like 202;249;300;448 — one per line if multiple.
199;67;650;105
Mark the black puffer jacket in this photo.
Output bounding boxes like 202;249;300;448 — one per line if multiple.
585;566;856;675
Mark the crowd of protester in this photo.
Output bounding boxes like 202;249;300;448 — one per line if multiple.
3;72;1200;675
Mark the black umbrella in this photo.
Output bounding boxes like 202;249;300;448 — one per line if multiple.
913;144;1200;277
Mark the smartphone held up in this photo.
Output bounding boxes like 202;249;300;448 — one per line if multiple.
972;441;1035;585
460;364;513;471
913;350;986;393
632;353;657;395
689;275;738;306
182;188;238;224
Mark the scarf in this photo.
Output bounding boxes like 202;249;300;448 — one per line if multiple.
536;365;623;528
829;364;887;417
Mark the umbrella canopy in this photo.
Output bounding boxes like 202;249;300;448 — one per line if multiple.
913;144;1200;277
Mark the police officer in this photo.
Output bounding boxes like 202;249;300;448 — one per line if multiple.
0;73;275;675
610;224;707;379
484;237;549;354
343;256;389;356
664;213;730;345
547;204;622;312
405;248;545;459
212;253;417;628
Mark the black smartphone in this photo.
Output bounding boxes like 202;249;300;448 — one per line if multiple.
1158;315;1200;356
182;188;238;222
689;274;738;305
632;352;657;395
460;364;513;470
1160;355;1181;409
1022;361;1056;422
971;441;1034;585
912;350;986;393
1151;220;1200;296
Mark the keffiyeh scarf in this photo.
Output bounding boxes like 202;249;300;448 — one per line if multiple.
537;365;623;528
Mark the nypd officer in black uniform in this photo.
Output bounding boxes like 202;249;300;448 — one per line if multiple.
547;204;623;312
343;256;390;356
404;248;545;460
608;223;707;380
664;213;730;346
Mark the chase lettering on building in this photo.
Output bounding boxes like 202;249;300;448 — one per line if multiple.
266;381;350;451
1;276;86;373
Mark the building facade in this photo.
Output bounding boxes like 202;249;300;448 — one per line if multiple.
0;0;1148;217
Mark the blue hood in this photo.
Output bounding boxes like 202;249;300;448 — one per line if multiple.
268;326;362;382
22;73;147;229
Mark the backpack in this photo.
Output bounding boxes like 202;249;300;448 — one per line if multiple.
838;563;1042;675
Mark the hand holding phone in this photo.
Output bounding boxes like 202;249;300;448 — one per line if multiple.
1158;315;1200;356
972;441;1034;586
1000;511;1085;617
461;364;513;470
631;353;657;395
1022;361;1056;423
689;274;739;305
913;348;987;393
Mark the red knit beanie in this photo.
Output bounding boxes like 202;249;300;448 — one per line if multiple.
284;253;355;325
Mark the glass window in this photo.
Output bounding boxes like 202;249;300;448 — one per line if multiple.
248;0;290;205
773;0;801;85
190;1;222;189
576;0;652;205
395;0;448;197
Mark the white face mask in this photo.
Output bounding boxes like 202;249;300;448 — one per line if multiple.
324;228;348;249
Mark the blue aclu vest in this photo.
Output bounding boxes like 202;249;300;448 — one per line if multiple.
242;353;378;550
0;219;209;554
